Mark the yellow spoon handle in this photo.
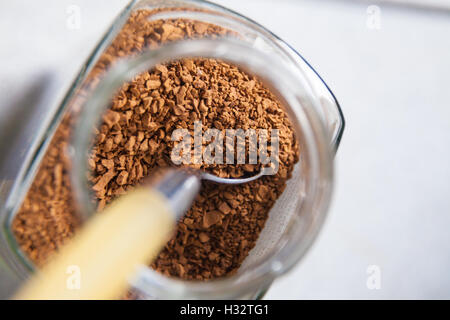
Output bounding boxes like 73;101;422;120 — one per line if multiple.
15;188;174;300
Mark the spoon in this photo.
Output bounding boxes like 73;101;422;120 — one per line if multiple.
15;167;267;300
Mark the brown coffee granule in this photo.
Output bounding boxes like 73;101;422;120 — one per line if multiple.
12;9;299;282
89;57;298;279
90;57;298;209
11;116;81;264
12;9;232;268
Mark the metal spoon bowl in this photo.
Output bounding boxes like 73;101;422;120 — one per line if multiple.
200;166;273;184
153;166;274;219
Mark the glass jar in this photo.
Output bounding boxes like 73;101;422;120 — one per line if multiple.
0;0;344;299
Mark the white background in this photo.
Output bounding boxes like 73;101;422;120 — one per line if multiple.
1;0;450;299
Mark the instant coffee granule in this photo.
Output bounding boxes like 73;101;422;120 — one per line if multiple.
90;57;298;279
12;9;232;267
12;9;299;281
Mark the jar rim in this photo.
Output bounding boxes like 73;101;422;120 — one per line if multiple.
72;38;334;299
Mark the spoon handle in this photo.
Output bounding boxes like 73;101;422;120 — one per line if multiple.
14;169;200;300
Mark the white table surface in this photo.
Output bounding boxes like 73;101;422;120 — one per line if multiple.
1;0;450;299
